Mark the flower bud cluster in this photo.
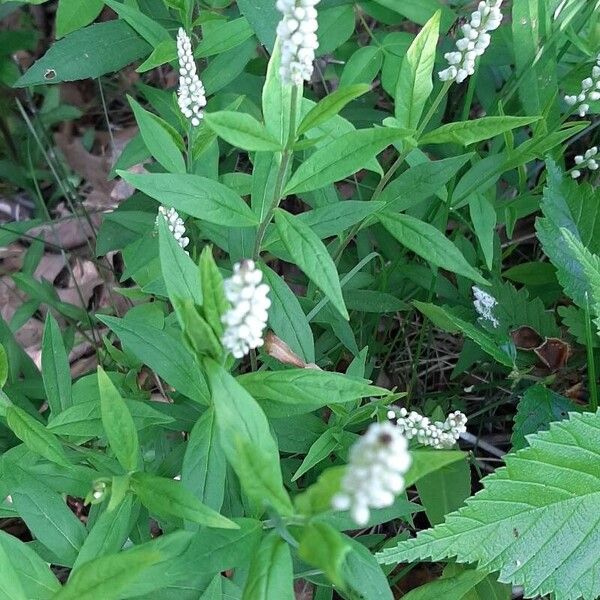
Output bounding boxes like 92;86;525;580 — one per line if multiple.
439;1;503;84
176;28;207;127
472;286;499;328
571;147;599;179
276;0;320;86
221;260;271;359
332;421;411;526
564;54;600;117
387;408;468;449
158;206;190;251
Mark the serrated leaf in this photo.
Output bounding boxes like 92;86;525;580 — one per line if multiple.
536;161;600;309
378;410;600;600
512;384;579;451
378;212;487;285
274;209;348;320
284;128;410;195
118;172;259;227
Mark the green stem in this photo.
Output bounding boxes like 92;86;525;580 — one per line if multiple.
253;85;300;259
584;292;598;412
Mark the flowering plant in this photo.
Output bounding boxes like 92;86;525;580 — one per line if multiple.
2;0;600;598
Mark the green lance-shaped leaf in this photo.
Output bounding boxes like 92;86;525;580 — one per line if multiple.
274;209;348;320
395;10;440;130
378;410;600;600
378;212;487;285
98;366;140;473
130;472;238;529
41;312;72;415
204;111;282;152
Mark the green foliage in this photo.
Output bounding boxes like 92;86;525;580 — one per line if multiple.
378;411;600;600
4;0;600;597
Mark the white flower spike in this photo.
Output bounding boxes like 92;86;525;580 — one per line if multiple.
158;206;190;252
387;408;468;450
276;0;321;86
176;28;207;126
439;1;504;84
571;146;599;178
564;53;600;117
221;260;271;359
472;286;500;328
332;421;412;526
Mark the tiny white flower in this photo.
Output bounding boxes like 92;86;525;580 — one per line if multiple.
388;407;468;450
564;53;600;117
332;421;411;526
276;0;321;86
157;206;190;252
221;260;271;358
571;146;599;179
176;28;207;126
472;286;499;328
438;1;504;84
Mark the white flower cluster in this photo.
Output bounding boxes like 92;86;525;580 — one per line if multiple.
472;286;499;328
276;0;320;86
439;1;503;84
387;408;468;449
332;421;411;526
565;54;600;117
176;28;207;127
158;206;189;251
571;146;599;178
221;260;271;359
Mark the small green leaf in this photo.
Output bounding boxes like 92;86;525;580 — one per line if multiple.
199;246;228;338
469;194;496;271
118;172;259;227
274;209;348;320
41;313;72;415
413;302;514;367
298;84;371;135
395;10;440;130
182;408;226;513
242;532;295;600
6;405;70;467
378;212;487;285
97;315;210;404
339;47;382;87
55;532;191;600
55;0;103;38
284;128;411;195
98;367;140;473
158;215;202;315
0;344;7;388
204;111;281;151
419;116;541;146
104;0;171;46
237;368;387;417
129;96;185;174
130;472;238;529
298;522;351;589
